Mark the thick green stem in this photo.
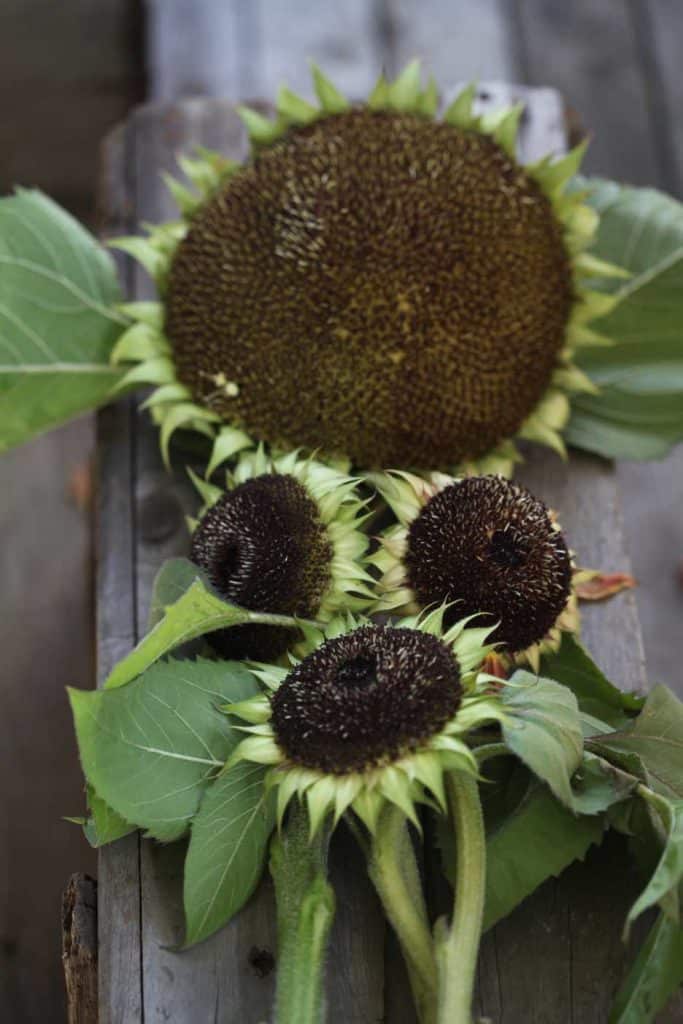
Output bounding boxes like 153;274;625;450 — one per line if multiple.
366;805;439;1024
437;773;486;1024
270;801;335;1024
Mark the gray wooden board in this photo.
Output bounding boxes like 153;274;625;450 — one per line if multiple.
96;123;143;1024
95;85;682;1021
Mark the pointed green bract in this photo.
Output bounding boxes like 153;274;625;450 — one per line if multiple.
277;86;319;125
367;72;390;110
386;59;422;112
443;82;477;128
237;105;282;145
310;63;350;114
492;103;523;157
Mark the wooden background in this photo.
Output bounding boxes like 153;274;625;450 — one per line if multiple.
1;1;683;1021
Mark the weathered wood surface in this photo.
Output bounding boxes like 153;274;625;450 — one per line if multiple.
62;874;98;1024
97;83;682;1021
0;3;142;1021
0;415;98;1024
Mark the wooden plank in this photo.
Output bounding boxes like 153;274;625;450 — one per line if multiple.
615;0;683;699
252;0;379;99
0;418;97;1024
0;0;143;217
507;0;660;186
145;0;380;103
146;0;240;101
384;0;513;80
96;121;143;1024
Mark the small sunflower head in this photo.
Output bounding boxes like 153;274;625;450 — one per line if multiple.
111;64;625;476
228;610;501;834
371;472;576;667
271;624;462;775
189;449;372;660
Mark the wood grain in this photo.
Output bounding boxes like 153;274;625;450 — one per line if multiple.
96;122;142;1024
62;874;98;1024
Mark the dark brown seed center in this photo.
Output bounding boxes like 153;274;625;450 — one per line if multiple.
167;109;573;468
271;625;462;774
405;476;572;652
190;474;332;660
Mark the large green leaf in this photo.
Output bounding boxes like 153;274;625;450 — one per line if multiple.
183;762;275;946
501;673;583;807
565;178;683;459
540;634;644;727
69;658;258;841
0;189;126;451
105;572;304;689
627;794;683;930
610;912;683;1024
483;783;605;930
148;557;200;629
588;686;683;801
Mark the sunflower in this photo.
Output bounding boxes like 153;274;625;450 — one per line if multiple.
369;471;589;672
187;447;373;659
225;608;501;835
110;62;626;476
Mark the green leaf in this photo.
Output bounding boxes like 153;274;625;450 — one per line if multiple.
578;177;683;284
540;634;644;727
588;686;683;801
501;672;584;807
148;557;199;629
0;189;126;452
183;761;275;946
570;752;640;815
627;792;683;930
483;784;606;929
69;658;258;841
82;786;135;848
104;574;303;689
565;178;683;460
610;912;683;1024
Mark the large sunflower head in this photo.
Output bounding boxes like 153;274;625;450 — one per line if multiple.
369;471;582;671
187;447;373;660
226;608;501;834
112;63;624;475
